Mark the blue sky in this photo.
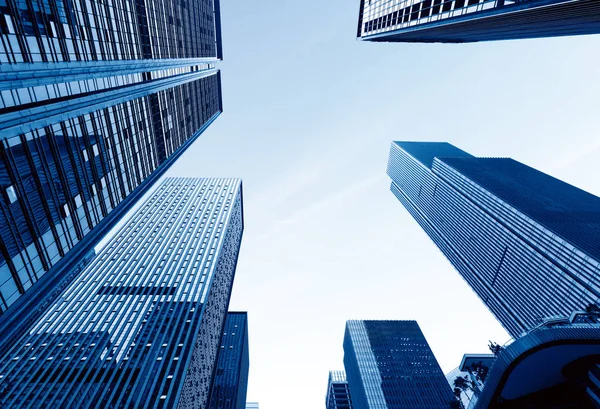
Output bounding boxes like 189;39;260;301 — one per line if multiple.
115;1;600;408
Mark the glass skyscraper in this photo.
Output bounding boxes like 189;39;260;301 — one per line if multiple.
0;0;223;333
357;0;600;43
343;320;453;409
0;177;244;408
209;311;250;409
387;141;600;337
326;370;354;409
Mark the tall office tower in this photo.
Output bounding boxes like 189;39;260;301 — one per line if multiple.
0;0;224;334
326;370;354;409
0;177;244;408
387;141;600;337
343;320;453;409
357;0;600;43
209;312;250;409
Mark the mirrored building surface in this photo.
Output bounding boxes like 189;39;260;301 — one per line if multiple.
0;0;223;335
0;177;244;408
357;0;600;43
387;141;600;337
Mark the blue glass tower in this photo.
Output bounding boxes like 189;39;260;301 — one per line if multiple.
387;141;600;337
209;312;250;409
0;0;223;338
343;320;453;409
0;177;244;408
358;0;600;43
326;370;354;409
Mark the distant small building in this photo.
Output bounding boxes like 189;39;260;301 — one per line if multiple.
326;370;354;409
209;312;250;409
446;367;474;408
245;403;259;409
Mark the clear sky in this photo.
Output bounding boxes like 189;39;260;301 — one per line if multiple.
104;1;600;408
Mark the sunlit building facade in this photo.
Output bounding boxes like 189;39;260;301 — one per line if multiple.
326;370;354;409
0;177;244;408
387;141;600;337
343;320;453;409
0;0;224;338
357;0;600;43
209;312;250;409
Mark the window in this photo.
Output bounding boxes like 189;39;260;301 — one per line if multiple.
92;144;99;156
61;203;70;218
5;185;17;203
82;149;89;162
4;15;15;34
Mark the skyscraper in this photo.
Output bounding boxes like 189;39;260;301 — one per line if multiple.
343;320;453;409
357;0;600;43
326;370;354;409
0;177;244;408
0;0;223;331
209;312;250;409
387;141;600;337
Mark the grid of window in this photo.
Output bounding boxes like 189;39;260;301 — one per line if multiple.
208;312;249;409
359;0;507;36
358;0;600;42
343;320;453;409
0;73;222;315
0;0;220;64
0;177;244;408
387;142;600;338
0;64;213;111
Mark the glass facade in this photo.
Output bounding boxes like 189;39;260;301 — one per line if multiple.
387;141;600;337
0;177;244;408
357;0;600;42
343;320;453;409
209;312;250;409
326;370;354;409
0;0;224;332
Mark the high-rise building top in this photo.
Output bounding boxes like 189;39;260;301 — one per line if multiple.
0;177;244;408
326;370;354;409
357;0;600;43
209;312;250;409
343;320;453;409
0;0;224;334
387;141;600;337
